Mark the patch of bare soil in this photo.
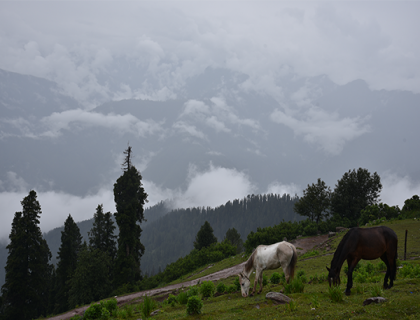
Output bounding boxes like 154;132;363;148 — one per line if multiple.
47;235;330;320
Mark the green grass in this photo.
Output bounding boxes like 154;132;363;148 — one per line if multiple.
62;218;420;320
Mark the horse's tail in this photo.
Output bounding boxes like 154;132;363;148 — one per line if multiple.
287;244;298;280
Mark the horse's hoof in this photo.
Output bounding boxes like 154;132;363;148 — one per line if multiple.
345;291;351;296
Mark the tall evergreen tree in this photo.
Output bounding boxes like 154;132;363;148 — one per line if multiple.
114;145;148;287
331;168;382;227
224;227;244;253
54;214;82;313
294;178;331;225
194;221;217;250
89;204;117;260
1;190;52;320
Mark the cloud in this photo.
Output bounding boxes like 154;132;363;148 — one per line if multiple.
381;172;420;208
41;109;163;138
265;181;301;197
0;164;257;241
270;107;370;155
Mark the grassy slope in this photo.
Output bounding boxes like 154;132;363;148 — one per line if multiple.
147;218;420;319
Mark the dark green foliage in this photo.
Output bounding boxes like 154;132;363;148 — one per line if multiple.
199;281;215;298
83;298;117;320
68;247;113;309
89;204;117;261
177;292;188;305
283;277;304;294
226;284;237;293
216;282;226;294
186;296;203;315
402;195;420;213
141;295;155;319
244;218;330;253
1;190;52;320
187;286;199;297
294;178;331;224
328;285;343;302
270;272;281;284
331;168;382;227
359;203;401;225
114;146;148;287
167;294;178;307
224;227;244;253
233;276;240;291
194;221;217;250
55;214;83;313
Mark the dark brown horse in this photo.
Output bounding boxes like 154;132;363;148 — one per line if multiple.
326;226;398;295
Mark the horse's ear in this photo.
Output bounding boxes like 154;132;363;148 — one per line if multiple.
326;267;330;272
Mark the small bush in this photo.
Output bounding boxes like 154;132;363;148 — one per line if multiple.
186;296;203;315
233;277;240;291
355;284;365;294
177;292;188;305
328;285;343;302
262;274;268;286
84;303;102;320
187;286;199;297
216;282;227;294
226;284;237;293
141;295;155;319
167;294;178;307
399;263;420;278
370;284;384;297
284;278;304;294
270;272;281;284
199;281;215;298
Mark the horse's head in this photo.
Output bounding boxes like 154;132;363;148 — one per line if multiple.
238;272;251;297
326;266;340;287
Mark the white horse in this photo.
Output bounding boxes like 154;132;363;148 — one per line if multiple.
238;241;297;297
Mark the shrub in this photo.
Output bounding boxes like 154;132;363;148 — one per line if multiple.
270;272;281;284
262;274;268;286
355;284;364;294
199;281;215;298
328;285;343;302
187;286;199;297
84;303;102;320
297;270;308;283
167;294;178;307
216;282;227;294
233;277;240;291
226;284;237;293
370;284;383;297
186;296;203;315
399;263;420;278
177;292;188;305
287;299;298;312
311;295;320;308
141;295;155;319
284;278;304;294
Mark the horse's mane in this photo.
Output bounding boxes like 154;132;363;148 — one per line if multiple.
330;229;354;269
244;249;257;274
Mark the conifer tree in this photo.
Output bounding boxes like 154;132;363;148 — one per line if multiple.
114;145;148;287
54;214;82;313
1;190;52;320
224;227;244;253
194;221;217;250
89;204;117;260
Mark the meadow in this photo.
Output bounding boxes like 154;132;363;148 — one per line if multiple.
69;218;420;320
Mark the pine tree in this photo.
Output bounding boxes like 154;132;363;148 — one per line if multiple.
224;227;244;253
54;214;82;313
114;145;148;287
89;204;117;260
1;190;52;320
194;221;217;250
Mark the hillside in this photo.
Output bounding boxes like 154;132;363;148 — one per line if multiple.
46;218;420;320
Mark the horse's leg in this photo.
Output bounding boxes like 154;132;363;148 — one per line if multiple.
346;257;359;296
257;271;264;294
250;269;259;296
380;253;390;289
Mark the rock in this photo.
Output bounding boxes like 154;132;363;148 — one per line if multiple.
150;309;160;316
363;297;387;306
328;232;336;238
266;292;291;304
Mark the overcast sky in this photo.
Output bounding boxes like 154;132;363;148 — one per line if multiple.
1;0;420;240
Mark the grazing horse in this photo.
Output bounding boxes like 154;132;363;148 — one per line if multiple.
326;226;398;296
238;241;297;297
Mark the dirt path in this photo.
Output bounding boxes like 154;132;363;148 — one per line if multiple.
48;235;330;320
